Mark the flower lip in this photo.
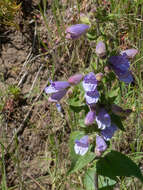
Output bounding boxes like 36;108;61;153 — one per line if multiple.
85;90;99;105
48;89;68;102
82;72;98;92
74;135;89;156
96;108;111;130
101;123;118;141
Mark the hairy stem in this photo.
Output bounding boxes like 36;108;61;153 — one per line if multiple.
94;172;99;190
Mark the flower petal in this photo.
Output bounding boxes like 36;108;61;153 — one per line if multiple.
48;89;67;102
101;123;118;141
85;90;99;105
74;136;89;156
82;72;98;92
84;110;96;126
96;135;107;152
96;108;111;129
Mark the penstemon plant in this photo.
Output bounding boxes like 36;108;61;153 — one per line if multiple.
44;16;142;190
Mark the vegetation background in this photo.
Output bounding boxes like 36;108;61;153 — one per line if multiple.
0;0;143;189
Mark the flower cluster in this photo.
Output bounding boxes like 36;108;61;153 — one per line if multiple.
44;23;137;158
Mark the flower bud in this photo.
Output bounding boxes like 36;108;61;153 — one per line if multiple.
120;49;138;59
96;41;106;58
65;24;90;39
84;111;96;126
95;72;104;81
111;104;132;117
68;74;83;85
104;66;111;74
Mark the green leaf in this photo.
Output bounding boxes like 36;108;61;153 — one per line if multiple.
110;113;125;131
96;150;143;182
84;168;116;190
108;88;120;98
68;131;96;174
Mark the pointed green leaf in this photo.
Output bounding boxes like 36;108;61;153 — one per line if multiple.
96;150;143;182
84;168;116;190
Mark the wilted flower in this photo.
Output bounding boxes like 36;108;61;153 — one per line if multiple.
95;135;107;156
82;72;99;106
74;136;89;156
45;81;70;102
65;24;89;39
101;123;118;141
95;73;104;81
109;53;133;83
68;74;83;85
96;41;106;58
96;108;111;130
84;110;96;126
111;104;132;117
120;48;138;59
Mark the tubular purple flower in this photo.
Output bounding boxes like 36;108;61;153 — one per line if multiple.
84;110;96;126
109;54;133;83
74;136;89;156
68;74;83;85
96;41;106;58
66;24;90;39
82;72;98;92
96;135;107;152
96;108;111;130
45;81;70;94
120;48;138;59
101;123;118;141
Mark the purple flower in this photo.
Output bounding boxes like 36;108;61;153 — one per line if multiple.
85;90;99;105
96;108;111;130
74;136;89;156
101;123;118;141
120;48;138;59
45;81;70;93
109;54;133;83
82;72;98;92
68;74;83;85
84;110;96;126
96;135;107;152
96;41;106;58
66;24;89;39
45;81;70;102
